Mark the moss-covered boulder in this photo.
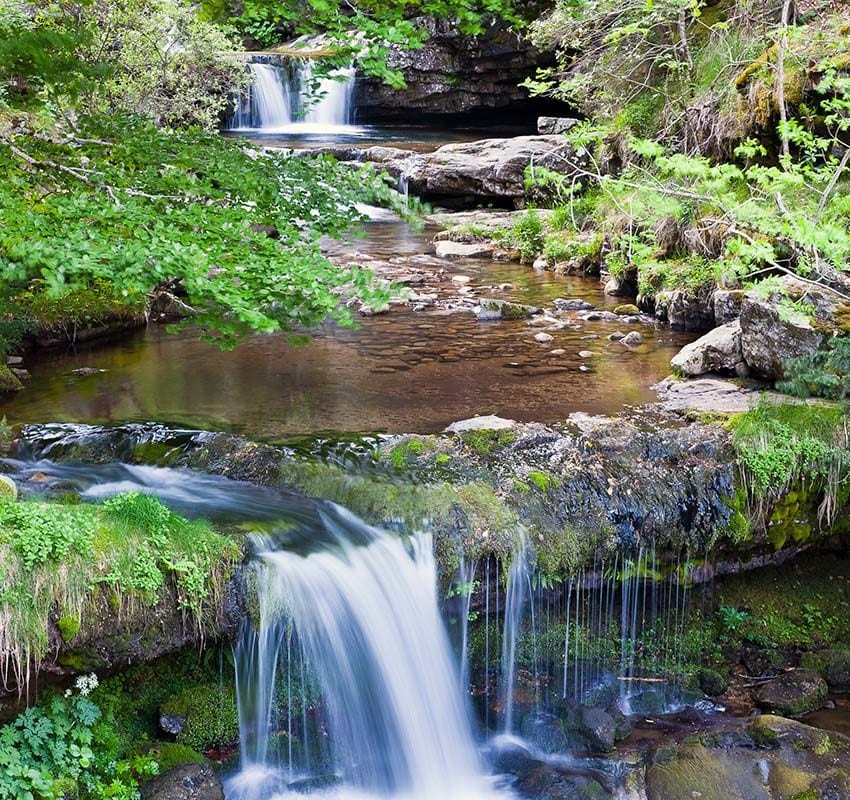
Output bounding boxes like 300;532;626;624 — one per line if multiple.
754;671;828;717
824;649;850;693
160;684;239;752
0;366;23;392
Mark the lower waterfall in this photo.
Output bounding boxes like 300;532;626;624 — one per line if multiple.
227;503;508;800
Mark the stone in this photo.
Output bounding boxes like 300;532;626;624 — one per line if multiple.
514;764;607;800
364;135;587;203
450;274;471;284
532;256;548;271
354;19;556;124
0;365;23;392
550;349;566;355
10;368;30;381
444;415;517;433
713;289;745;325
537;116;581;135
477;298;539;321
740;293;824;380
5;356;22;366
608;331;626;341
435;240;494;259
614;303;640;316
534;332;554;343
656;288;716;332
578;350;595;359
141;764;224;800
670;321;746;377
358;303;390;316
554;298;595;311
653;377;768;414
603;276;632;297
0;475;17;499
754;670;828;717
70;368;106;377
621;331;643;347
824;649;850;692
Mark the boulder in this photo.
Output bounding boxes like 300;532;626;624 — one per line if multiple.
435;240;494;259
754;670;828;717
603;275;632;297
477;298;539;321
739;293;824;380
614;304;640;316
141;764;223;800
621;331;643;347
513;765;607;800
537;116;581;135
364;135;584;203
656;288;715;332
444;415;517;433
670;321;746;377
824;648;850;693
713;289;744;325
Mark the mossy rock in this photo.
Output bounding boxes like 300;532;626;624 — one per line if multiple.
160;684;239;752
646;744;770;800
698;667;729;697
145;742;206;773
614;304;640;316
754;670;828;717
824;649;850;693
57;614;81;643
0;475;17;499
768;763;815;798
0;365;23;392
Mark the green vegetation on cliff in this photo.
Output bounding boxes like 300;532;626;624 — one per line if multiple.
0;491;239;693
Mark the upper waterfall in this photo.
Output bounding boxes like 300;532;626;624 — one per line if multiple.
227;60;358;134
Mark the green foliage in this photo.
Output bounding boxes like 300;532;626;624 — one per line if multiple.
729;402;848;527
160;684;239;752
0;115;404;346
718;605;749;633
216;0;523;86
458;428;517;456
512;209;544;263
0;494;239;689
778;337;850;401
0;676;158;800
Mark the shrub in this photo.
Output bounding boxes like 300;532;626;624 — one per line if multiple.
778;337;850;402
512;209;544;263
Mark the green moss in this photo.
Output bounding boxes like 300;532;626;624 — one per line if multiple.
0;365;23;392
57;614;81;642
435;453;451;465
527;471;553;492
459;428;517;456
0;475;17;499
145;742;205;773
160;684;239;752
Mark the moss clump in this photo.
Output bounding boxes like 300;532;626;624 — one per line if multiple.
145;742;206;773
697;667;729;697
459;429;517;456
613;304;640;316
0;365;23;392
0;475;17;499
160;684;239;752
57;614;81;642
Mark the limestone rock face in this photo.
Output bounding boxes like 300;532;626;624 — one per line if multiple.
354;18;564;123
670;321;746;377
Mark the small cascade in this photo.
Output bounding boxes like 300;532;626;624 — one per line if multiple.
229;504;504;800
227;60;358;133
499;530;533;734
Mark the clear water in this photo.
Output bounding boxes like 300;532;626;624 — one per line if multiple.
0;219;695;438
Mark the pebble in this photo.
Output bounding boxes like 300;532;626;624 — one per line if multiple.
534;332;554;343
451;275;471;284
578;350;594;359
621;331;643;346
550;349;566;356
579;365;591;372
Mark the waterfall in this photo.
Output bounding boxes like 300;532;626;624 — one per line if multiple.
229;503;504;800
227;60;357;133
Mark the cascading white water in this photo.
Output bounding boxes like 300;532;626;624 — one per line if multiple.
228;503;508;800
227;60;358;134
